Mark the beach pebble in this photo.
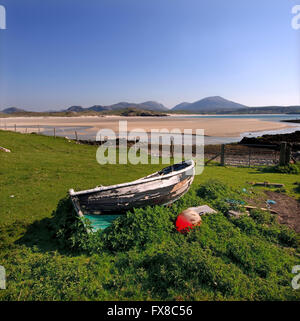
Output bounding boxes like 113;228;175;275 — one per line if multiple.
0;146;11;153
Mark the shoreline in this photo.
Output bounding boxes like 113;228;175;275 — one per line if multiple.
0;115;295;138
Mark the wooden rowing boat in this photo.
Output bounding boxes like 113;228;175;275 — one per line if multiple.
69;160;195;217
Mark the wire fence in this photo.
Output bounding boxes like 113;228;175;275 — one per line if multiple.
0;123;89;140
205;144;280;167
205;143;300;167
1;124;299;167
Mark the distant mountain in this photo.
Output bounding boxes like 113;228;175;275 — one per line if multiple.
87;105;107;112
172;102;192;110
24;101;168;114
140;101;168;111
2;107;27;114
106;107;167;117
66;106;85;112
107;102;139;110
87;101;168;112
3;99;299;116
172;96;247;112
104;101;168;112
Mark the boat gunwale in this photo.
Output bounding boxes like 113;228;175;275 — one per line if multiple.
69;159;195;196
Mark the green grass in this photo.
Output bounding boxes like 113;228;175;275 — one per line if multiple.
0;130;299;301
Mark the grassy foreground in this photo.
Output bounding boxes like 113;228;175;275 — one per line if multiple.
0;130;300;300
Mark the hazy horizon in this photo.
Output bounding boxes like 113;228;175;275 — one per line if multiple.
0;0;300;111
3;95;300;113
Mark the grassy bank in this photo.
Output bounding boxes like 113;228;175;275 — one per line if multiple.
0;130;299;300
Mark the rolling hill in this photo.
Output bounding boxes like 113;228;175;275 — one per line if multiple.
66;106;85;112
172;96;247;112
140;101;169;111
65;101;168;113
2;98;300;115
1;107;27;114
103;101;168;112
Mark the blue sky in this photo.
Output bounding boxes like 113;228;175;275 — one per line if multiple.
0;0;299;111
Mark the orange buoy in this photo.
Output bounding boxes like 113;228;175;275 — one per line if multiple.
176;209;202;233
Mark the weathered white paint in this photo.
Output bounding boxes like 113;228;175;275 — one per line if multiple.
69;160;194;196
69;160;195;215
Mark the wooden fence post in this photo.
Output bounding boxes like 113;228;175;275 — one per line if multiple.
75;131;78;141
53;128;56;138
248;148;251;167
286;144;291;164
220;144;225;166
279;142;287;166
159;136;162;160
14;124;16;132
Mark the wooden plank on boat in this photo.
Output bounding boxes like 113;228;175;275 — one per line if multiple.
77;175;193;214
244;205;278;214
69;160;195;215
69;192;92;233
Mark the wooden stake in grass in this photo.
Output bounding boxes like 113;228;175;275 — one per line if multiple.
14;124;17;132
75;131;78;141
286;144;291;164
248;148;251;168
279;142;287;166
53;128;56;138
159;136;162;161
220;144;225;166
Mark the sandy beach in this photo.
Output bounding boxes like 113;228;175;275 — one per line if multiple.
0;115;294;137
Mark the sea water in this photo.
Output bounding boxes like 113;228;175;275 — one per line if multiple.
9;114;300;145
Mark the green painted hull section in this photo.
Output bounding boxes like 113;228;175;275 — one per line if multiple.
84;214;121;232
